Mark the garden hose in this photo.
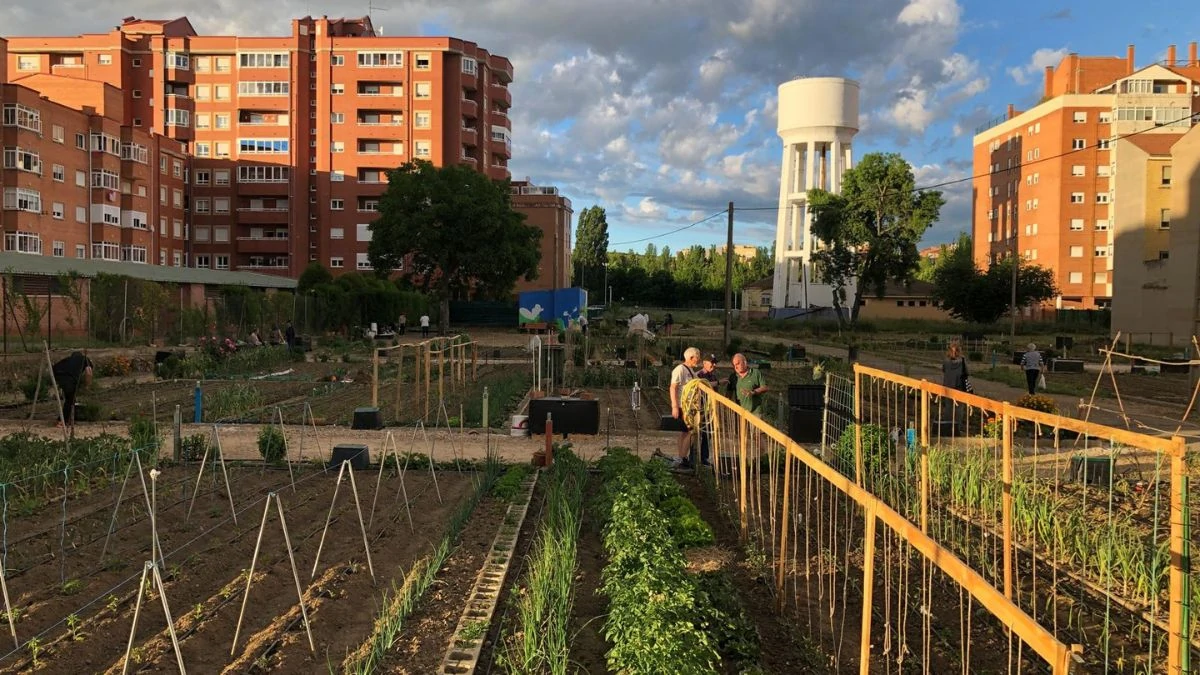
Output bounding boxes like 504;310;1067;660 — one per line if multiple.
680;378;716;432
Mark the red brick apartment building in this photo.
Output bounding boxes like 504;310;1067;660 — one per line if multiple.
510;180;572;293
2;15;527;278
972;43;1200;309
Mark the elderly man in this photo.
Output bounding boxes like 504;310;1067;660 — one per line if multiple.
52;351;94;428
731;353;769;417
668;346;702;470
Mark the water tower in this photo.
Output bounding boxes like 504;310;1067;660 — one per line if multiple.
770;77;860;313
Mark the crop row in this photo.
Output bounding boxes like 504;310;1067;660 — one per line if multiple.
595;448;759;674
496;447;586;673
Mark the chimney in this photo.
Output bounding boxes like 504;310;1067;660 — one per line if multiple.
1127;44;1136;74
1167;44;1177;66
1044;66;1054;99
1006;103;1015;119
1190;42;1198;67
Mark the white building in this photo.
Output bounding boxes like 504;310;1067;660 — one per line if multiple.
770;77;860;313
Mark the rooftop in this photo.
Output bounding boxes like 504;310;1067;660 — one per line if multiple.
0;253;296;289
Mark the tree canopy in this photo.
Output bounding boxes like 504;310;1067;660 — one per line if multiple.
368;160;542;332
808;152;944;328
931;234;1057;324
572;206;609;298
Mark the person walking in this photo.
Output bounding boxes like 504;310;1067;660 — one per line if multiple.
398;314;407;336
668;347;702;471
1021;343;1045;395
731;353;769;417
52;351;94;429
941;342;970;433
663;312;674;337
419;313;430;338
285;322;296;350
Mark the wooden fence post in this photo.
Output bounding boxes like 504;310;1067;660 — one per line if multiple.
859;502;878;675
1168;436;1190;675
777;451;793;611
739;416;749;539
371;347;379;407
1002;401;1014;599
854;368;864;486
919;381;930;532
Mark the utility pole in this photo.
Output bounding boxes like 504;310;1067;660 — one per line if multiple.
1010;230;1018;339
723;201;735;352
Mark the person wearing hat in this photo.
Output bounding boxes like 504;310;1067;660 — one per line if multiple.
699;353;720;385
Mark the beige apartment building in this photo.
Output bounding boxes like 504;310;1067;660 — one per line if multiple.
972;43;1200;311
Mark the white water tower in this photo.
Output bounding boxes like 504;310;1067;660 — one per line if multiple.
770;77;860;313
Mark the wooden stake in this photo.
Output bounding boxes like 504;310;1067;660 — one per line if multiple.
859;503;878;674
854;368;864;486
777;451;793;610
371;346;379;407
1002;401;1014;600
1168;438;1188;675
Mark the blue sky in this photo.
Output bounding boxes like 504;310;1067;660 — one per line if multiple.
3;0;1198;254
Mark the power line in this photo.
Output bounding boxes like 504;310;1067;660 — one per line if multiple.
728;111;1200;212
607;209;726;246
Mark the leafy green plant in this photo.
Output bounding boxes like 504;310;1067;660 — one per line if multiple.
179;434;210;462
257;426;286;463
128;416;159;451
1014;394;1058;415
205;384;265;422
491;464;532;502
27;637;41;668
60;578;84;595
66;613;82;641
834;423;892;481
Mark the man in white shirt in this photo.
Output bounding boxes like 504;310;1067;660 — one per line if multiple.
668;347;702;470
420;314;430;338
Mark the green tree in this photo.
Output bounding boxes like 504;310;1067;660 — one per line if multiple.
931;234;1058;324
572;206;609;296
808;152;945;328
297;262;333;292
368;160;541;333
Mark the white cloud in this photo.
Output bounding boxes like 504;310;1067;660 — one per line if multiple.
897;0;961;27
1007;47;1069;86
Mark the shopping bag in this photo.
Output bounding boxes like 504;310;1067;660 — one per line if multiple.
964;377;974;394
1036;373;1047;391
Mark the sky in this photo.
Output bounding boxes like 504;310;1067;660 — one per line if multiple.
2;0;1198;254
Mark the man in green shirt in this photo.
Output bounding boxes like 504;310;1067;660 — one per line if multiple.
731;353;768;417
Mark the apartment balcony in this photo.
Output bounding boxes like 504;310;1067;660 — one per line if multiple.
357;83;404;98
239;262;290;272
357;141;404;155
461;128;478;146
461;99;478;118
236;208;290;224
489;138;511;159
236;182;290;196
489;56;513;84
236;236;290;254
461;71;479;91
489;83;511;108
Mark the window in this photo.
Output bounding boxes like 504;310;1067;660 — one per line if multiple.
195;56;211;72
4;232;42;254
194;170;211;186
132;58;142;67
74;244;84;259
90;169;120;190
356;223;372;242
51;202;64;219
2;148;42;175
414;111;432;128
1099;111;1111;123
331;112;344;124
1095;219;1110;231
76;170;86;187
214;227;230;243
215;255;229;270
239;52;289;68
195;142;211;157
173;252;182;267
165;109;190;127
358;52;403;67
173;219;183;238
331;141;344;153
120;245;148;263
194;198;210;214
160;155;168;173
1095;273;1107;284
173;160;183;178
51;164;65;182
195;85;211;101
159;217;166;235
331;54;345;66
1069;245;1084;258
414;53;431;69
330;256;344;268
330;227;345;239
16;55;39;71
414;82;432;99
462;57;477;75
359;198;379;212
1161;208;1171;229
1069;272;1083;284
331;199;345;211
1070;192;1084;204
332;170;345;182
332;84;345;95
415;140;431;157
92;242;119;260
357;253;372;270
1162;165;1173;186
1071;138;1086;150
1070;218;1084;231
1032;173;1039;184
215;170;230;185
2;188;41;213
166;51;190;70
1096;193;1110;204
1097;164;1111;177
195;226;211;242
215;114;230;129
238;81;290;96
52;240;65;257
51;125;64;143
195;113;211;130
1098;138;1111;149
2;104;42;133
238;165;290;183
238;138;290;154
215;85;231;101
1071;165;1085;177
173;189;183;208
1073;111;1087;123
215;56;231;72
215;142;231;158
75;206;86;223
214;198;230;214
1095;246;1108;257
